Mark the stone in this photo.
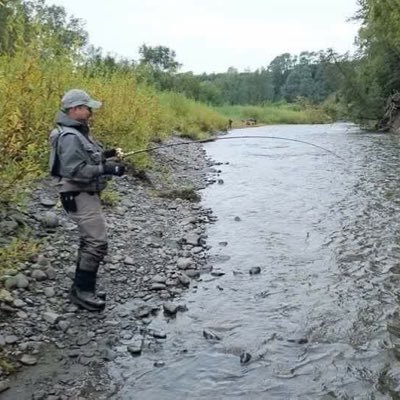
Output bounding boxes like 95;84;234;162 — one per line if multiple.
42;311;60;325
249;267;261;275
178;274;190;287
15;273;30;289
154;360;165;367
163;302;179;315
184;234;200;246
44;287;56;297
151;275;167;284
45;267;57;280
0;289;13;303
234;216;241;222
150;283;166;291
124;256;135;265
185;269;200;279
58;320;70;332
203;329;221;341
240;352;252;365
20;354;38;366
127;339;143;356
176;258;193;270
32;270;48;281
152;330;167;339
5;273;29;290
13;299;26;308
0;379;10;393
40;197;57;207
41;211;59;228
5;335;18;344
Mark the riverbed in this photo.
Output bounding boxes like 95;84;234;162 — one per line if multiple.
112;123;400;399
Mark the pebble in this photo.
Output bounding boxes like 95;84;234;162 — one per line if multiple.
42;311;60;325
32;270;48;281
152;330;167;339
5;335;18;344
20;354;38;366
154;360;165;367
0;379;10;393
203;329;221;341
240;352;252;365
249;267;261;275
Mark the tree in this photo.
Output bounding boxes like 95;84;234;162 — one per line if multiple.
138;44;182;73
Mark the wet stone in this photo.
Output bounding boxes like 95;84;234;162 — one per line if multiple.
240;351;252;365
203;329;221;341
185;269;200;279
127;341;143;356
211;270;225;277
249;267;261;275
178;274;190;287
154;360;165;367
152;330;167;339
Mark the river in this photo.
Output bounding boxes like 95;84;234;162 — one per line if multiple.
113;123;400;399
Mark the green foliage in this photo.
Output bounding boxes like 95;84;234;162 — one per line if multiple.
0;236;39;274
159;92;227;139
216;103;331;125
101;185;120;207
139;44;181;72
339;0;400;122
155;187;201;202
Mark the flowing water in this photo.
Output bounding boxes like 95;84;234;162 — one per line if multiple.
113;123;400;399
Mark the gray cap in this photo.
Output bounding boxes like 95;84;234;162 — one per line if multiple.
61;89;102;110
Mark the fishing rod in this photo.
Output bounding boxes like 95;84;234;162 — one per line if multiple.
122;135;345;161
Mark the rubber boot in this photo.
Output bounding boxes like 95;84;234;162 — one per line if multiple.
70;269;106;311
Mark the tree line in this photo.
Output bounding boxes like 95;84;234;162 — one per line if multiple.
1;0;399;124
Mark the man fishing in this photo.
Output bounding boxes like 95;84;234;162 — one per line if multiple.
49;89;125;311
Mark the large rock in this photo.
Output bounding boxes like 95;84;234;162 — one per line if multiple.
40;211;59;228
5;273;29;290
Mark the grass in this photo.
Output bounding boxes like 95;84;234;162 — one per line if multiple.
0;236;39;275
215;103;332;126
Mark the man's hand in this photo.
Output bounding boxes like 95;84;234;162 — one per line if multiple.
104;148;124;159
115;148;124;159
103;162;125;176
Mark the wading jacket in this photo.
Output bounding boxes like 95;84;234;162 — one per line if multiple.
49;111;108;193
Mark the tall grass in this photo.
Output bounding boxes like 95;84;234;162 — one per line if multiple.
215;103;331;125
0;49;226;204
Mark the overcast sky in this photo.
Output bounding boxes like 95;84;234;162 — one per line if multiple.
47;0;360;74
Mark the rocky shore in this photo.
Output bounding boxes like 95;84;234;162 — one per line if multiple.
0;137;221;400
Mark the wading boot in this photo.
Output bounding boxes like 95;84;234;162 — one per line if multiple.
70;269;105;312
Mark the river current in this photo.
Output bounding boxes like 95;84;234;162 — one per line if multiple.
114;123;400;399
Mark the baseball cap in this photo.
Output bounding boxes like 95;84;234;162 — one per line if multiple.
61;89;102;110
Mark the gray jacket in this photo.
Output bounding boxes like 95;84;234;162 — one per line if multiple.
49;111;108;193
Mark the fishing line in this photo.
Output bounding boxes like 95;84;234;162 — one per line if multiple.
122;135;345;161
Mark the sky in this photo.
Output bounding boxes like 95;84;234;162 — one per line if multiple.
47;0;361;74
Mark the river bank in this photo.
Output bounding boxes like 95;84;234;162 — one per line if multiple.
0;137;221;399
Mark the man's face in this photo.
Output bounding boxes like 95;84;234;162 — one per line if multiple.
68;104;93;123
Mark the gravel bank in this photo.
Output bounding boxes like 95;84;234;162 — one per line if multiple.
0;137;221;400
